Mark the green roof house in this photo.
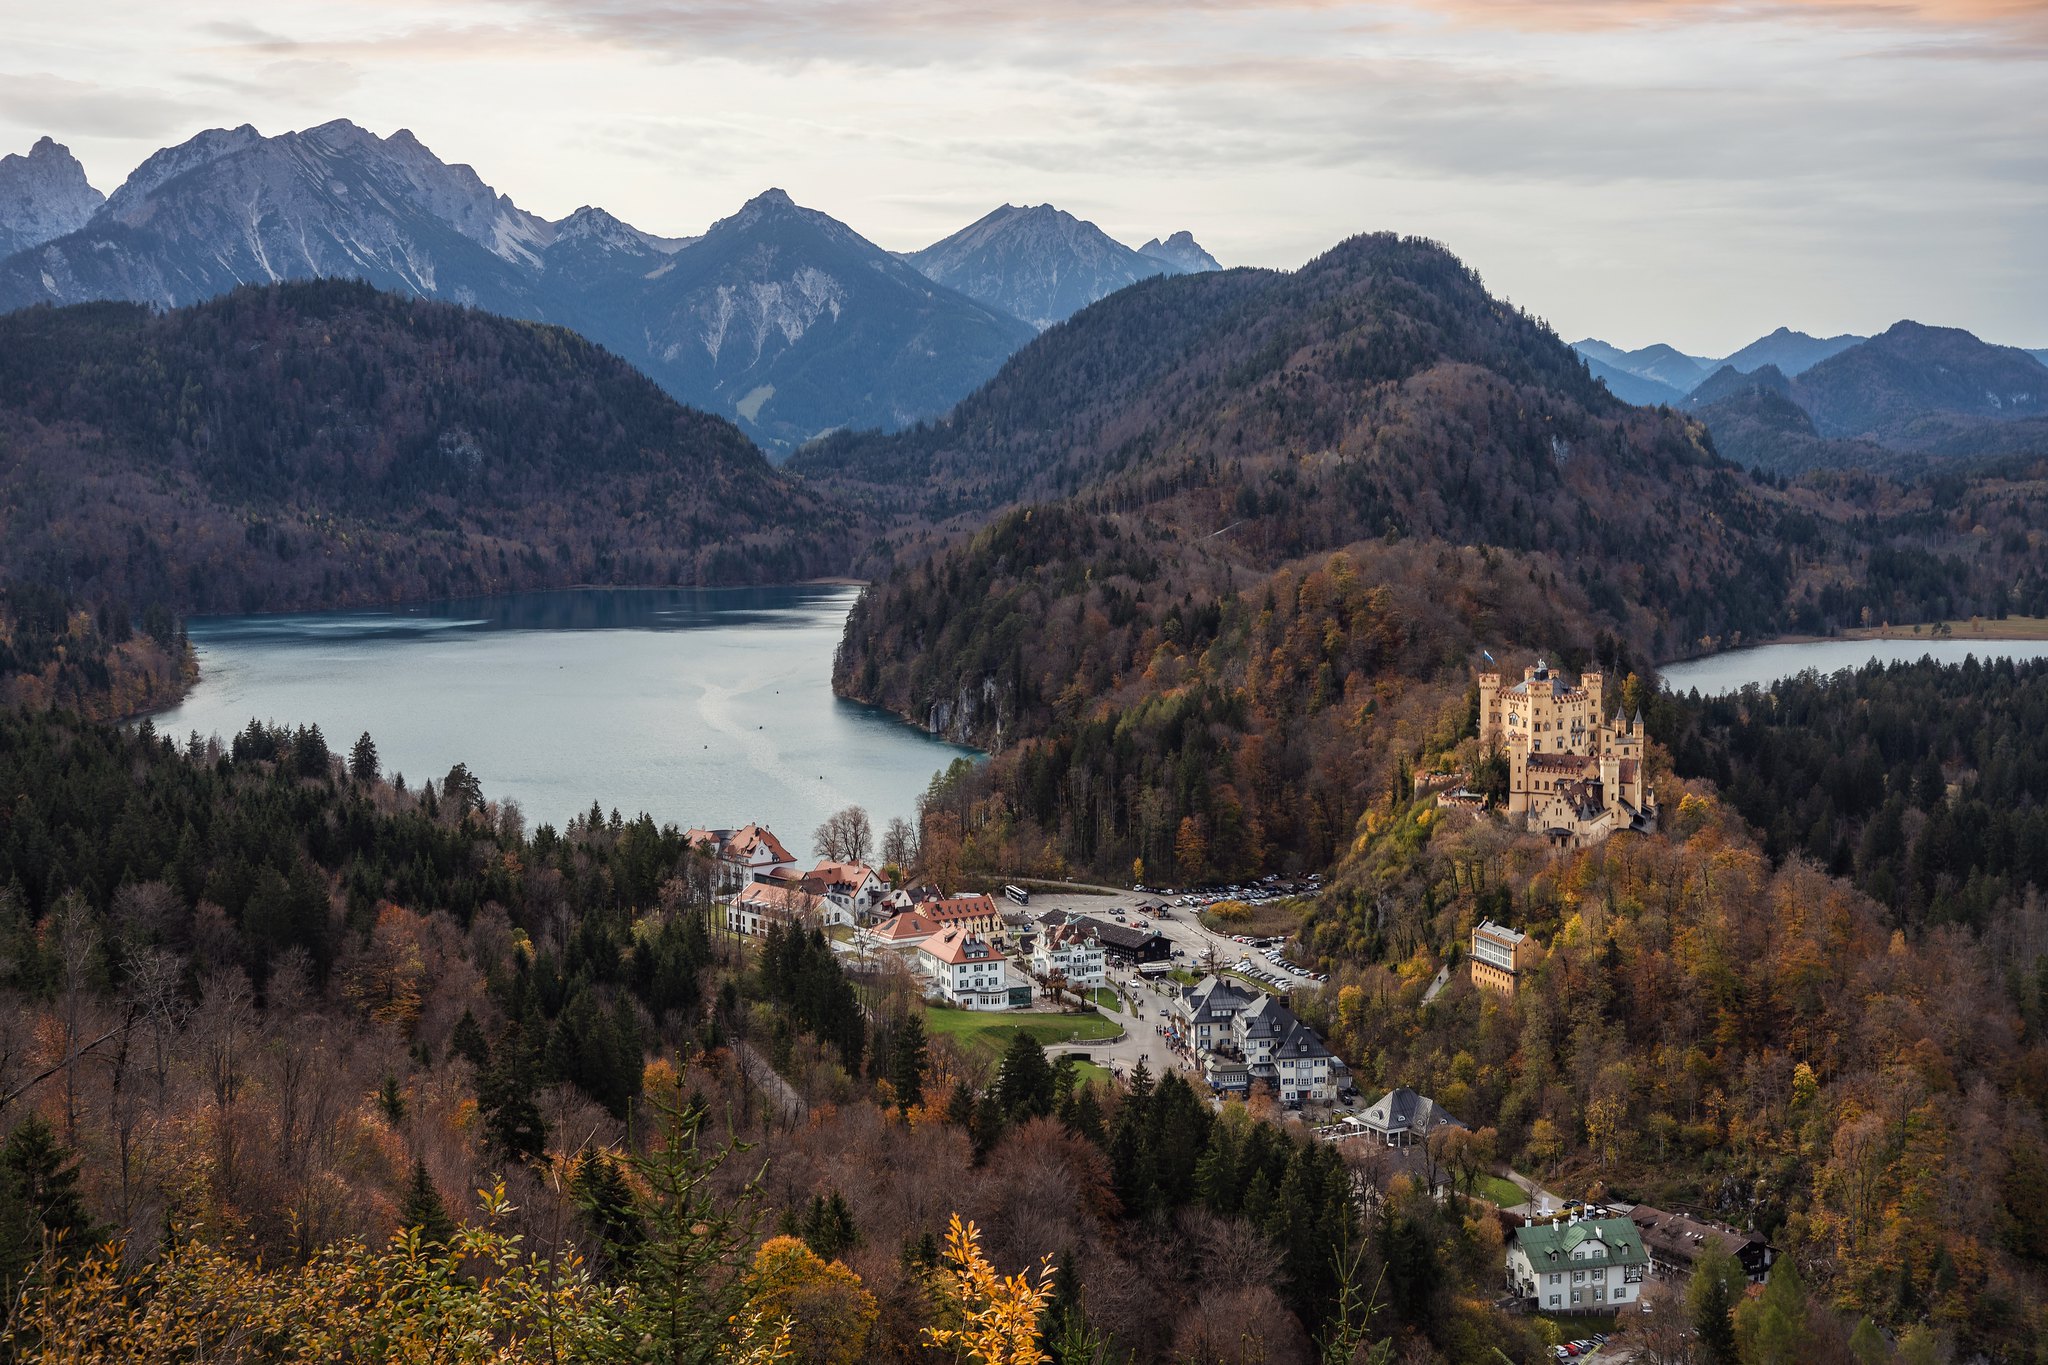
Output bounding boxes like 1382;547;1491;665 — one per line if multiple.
1506;1215;1648;1314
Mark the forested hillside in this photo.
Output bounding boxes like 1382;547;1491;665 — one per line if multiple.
826;234;2047;884
0;282;844;628
1657;655;2048;931
1287;780;2048;1358
0;705;1562;1364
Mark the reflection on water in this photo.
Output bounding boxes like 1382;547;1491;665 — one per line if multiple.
1661;636;2048;696
151;586;978;835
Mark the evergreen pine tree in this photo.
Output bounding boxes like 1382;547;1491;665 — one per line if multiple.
572;1149;644;1272
399;1158;457;1246
1688;1250;1743;1365
477;1022;547;1163
888;1013;928;1113
349;731;379;785
450;1008;490;1070
995;1031;1055;1122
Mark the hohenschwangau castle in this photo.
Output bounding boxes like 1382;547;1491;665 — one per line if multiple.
1477;661;1657;847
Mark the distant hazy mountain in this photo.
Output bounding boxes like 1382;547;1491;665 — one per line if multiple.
0;120;552;319
0;137;104;259
905;203;1176;331
1687;324;2048;473
610;189;1035;453
1688;362;1792;408
1717;326;1865;377
1583;354;1688;406
0;121;1048;456
1571;338;1709;394
1137;231;1222;274
1794;321;2045;441
2030;348;2048;368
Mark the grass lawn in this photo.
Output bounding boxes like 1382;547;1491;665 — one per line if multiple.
1090;986;1121;1011
1199;899;1307;938
923;1004;1122;1063
1059;1058;1114;1089
1473;1174;1527;1207
1846;614;2048;641
1535;1311;1618;1340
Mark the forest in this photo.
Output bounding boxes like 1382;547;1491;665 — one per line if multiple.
1655;655;2048;935
1279;759;2048;1358
0;705;1541;1364
0;282;843;631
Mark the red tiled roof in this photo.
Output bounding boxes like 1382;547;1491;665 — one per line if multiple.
919;926;1001;966
726;823;795;864
872;910;939;942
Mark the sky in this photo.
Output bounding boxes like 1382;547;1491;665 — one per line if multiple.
4;0;2043;355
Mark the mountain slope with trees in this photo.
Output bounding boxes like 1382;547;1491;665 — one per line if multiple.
820;233;2048;885
0;280;843;632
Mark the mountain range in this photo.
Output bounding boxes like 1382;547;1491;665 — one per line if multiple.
1572;322;2048;474
0;123;1217;457
1681;322;2048;473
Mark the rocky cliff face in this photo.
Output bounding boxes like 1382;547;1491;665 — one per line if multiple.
0;137;105;259
1137;230;1222;274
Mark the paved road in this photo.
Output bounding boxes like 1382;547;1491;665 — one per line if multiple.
734;1039;807;1125
1021;884;1320;1087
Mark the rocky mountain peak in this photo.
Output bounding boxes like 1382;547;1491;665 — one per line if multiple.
0;135;106;258
1137;230;1222;273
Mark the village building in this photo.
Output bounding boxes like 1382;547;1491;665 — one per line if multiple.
1357;1087;1465;1147
916;927;1022;1011
687;823;799;891
1477;660;1657;848
724;881;827;937
861;909;940;953
1506;1215;1649;1314
1470;919;1541;996
1628;1205;1776;1283
805;860;889;921
1173;975;1350;1105
926;893;1003;937
1031;922;1108;989
1078;918;1174;966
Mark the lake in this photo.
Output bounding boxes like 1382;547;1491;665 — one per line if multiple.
1661;636;2048;696
149;586;979;838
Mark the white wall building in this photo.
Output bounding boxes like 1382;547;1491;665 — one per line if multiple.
1506;1216;1649;1314
917;927;1010;1010
1032;924;1107;988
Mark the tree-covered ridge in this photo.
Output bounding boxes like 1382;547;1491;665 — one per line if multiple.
827;234;2048;886
1288;781;2048;1355
1657;655;2048;933
0;280;846;623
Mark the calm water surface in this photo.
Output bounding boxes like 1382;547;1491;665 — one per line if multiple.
151;587;978;835
1662;636;2048;696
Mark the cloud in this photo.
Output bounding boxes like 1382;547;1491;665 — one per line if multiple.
0;72;217;140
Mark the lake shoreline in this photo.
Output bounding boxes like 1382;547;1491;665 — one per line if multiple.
1658;615;2048;668
142;585;973;834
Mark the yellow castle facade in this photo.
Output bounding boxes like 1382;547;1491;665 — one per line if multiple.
1477;660;1656;848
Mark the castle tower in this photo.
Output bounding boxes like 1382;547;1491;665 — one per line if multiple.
1477;671;1503;747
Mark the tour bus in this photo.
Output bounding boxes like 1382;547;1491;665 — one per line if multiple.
1004;884;1030;905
